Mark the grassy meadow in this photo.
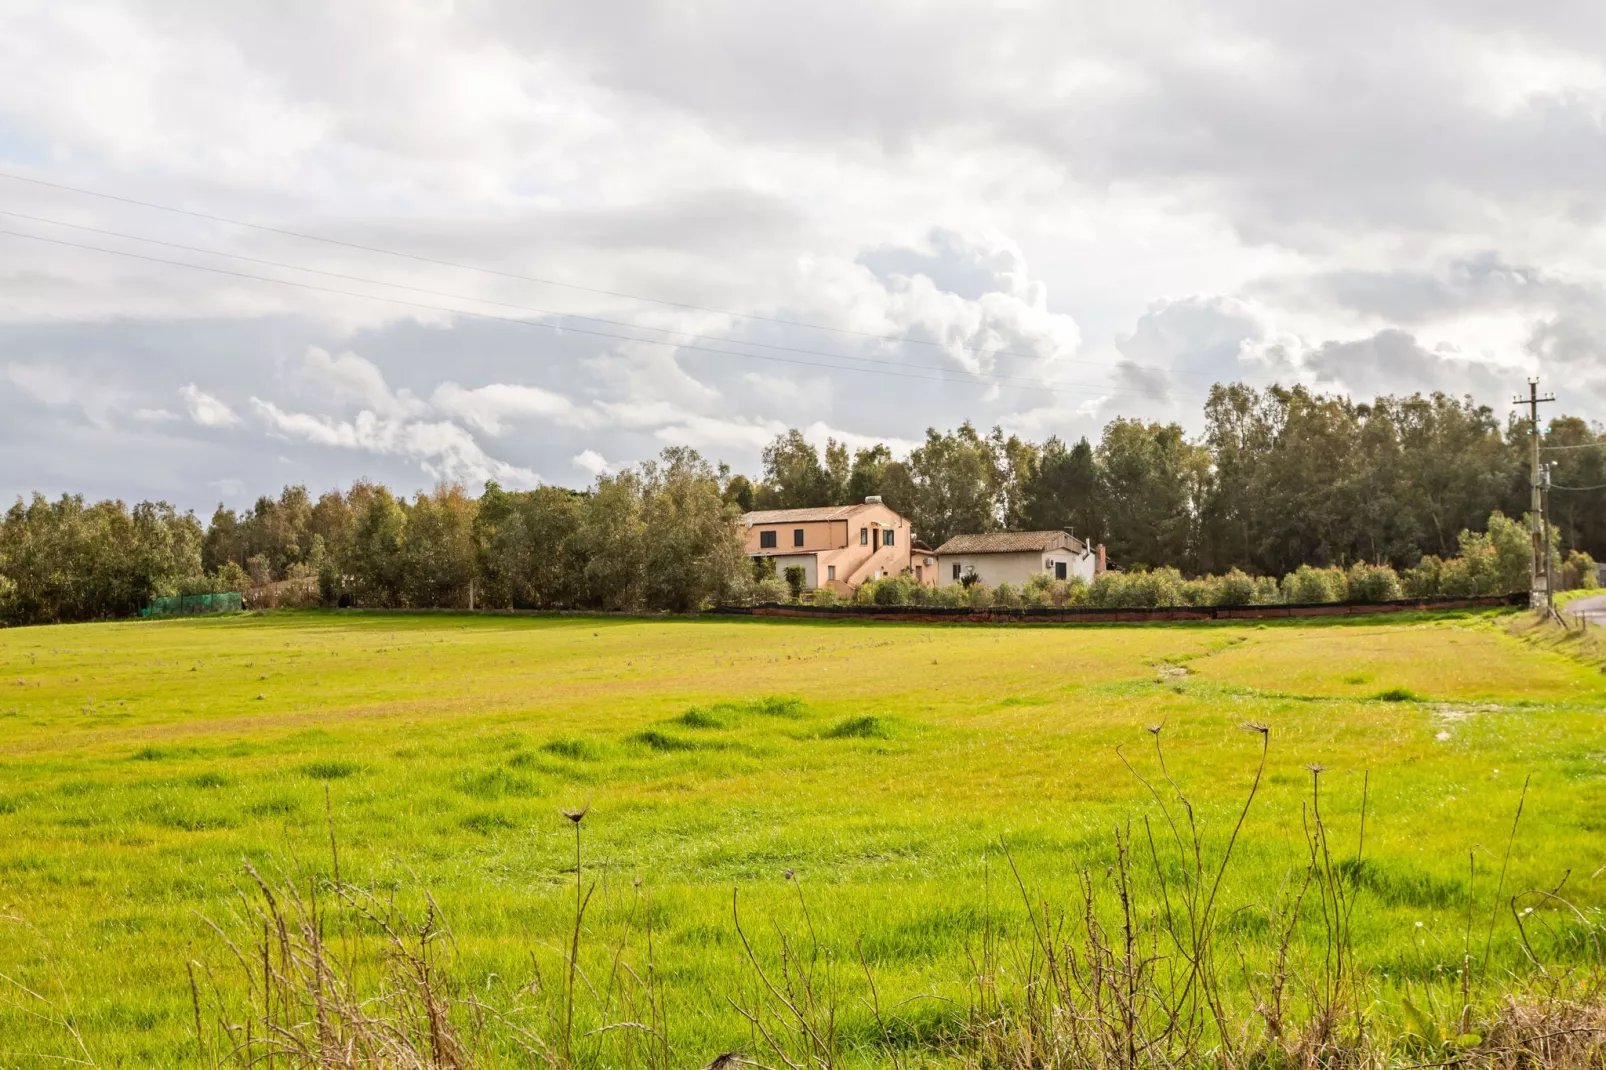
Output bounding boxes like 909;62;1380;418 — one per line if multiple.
0;609;1604;1065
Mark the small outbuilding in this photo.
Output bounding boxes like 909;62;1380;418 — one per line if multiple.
933;530;1104;588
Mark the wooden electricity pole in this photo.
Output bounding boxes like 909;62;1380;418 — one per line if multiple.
1513;378;1555;609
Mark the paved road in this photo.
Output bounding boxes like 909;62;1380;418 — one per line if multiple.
1563;593;1606;627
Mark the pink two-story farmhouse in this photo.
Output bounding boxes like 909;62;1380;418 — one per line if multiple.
742;496;926;595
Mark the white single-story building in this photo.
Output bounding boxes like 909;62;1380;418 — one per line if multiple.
933;530;1104;588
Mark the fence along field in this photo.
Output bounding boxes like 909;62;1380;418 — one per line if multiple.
0;610;1603;1066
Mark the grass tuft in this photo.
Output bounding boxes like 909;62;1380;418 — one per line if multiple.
1373;686;1423;702
300;759;360;780
749;696;808;718
630;729;710;752
823;715;892;739
676;706;734;729
541;737;601;761
460;810;517;834
455;768;538;800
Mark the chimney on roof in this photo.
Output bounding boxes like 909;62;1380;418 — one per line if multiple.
864;495;882;504
1097;544;1107;574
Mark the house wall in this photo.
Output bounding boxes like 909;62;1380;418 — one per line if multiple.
743;519;847;555
829;503;915;593
766;554;817;590
938;547;1097;588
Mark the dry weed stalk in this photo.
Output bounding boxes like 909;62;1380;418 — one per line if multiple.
728;876;839;1070
190;858;524;1069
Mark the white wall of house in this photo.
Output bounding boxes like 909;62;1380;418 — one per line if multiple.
766;554;817;589
938;547;1096;587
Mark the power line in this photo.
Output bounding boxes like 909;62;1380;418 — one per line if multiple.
1550;481;1606;491
0;169;1221;382
0;208;1212;401
1541;441;1606;451
0;227;1194;404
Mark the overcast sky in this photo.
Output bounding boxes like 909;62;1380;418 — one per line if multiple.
4;1;1606;513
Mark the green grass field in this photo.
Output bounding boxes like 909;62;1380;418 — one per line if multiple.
1;610;1603;1065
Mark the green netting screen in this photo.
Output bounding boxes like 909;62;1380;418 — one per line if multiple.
140;592;244;618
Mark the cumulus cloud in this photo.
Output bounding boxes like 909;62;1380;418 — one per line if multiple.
799;421;921;457
432;381;595;434
5;361;138;427
572;449;613;477
851;228;1081;376
1112;362;1170;401
301;347;426;417
179;384;241;427
1303;329;1517;401
251;398;537;487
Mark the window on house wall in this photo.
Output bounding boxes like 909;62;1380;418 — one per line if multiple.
759;530;777;549
1056;561;1068;581
793;528;804;546
884;529;895;547
952;562;962;580
860;527;868;545
827;565;836;580
915;565;923;581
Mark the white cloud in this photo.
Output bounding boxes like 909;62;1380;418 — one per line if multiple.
250;398;537;487
800;421;920;457
6;361;131;426
432;381;594;434
649;413;788;452
132;407;180;422
572;449;613;477
180;383;242;428
8;362;78;407
300;347;427;417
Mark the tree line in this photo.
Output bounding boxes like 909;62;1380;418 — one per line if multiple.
735;383;1606;572
1;383;1602;625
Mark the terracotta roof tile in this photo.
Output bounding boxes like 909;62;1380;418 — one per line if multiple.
742;504;873;524
932;530;1086;555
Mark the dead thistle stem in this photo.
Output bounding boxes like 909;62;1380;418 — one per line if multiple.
187;958;204;1067
561;804;592;1067
856;937;902;1070
730;886;836;1070
1465;849;1478;1036
1482;774;1532;986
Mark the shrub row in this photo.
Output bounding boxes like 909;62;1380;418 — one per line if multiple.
764;513;1600;610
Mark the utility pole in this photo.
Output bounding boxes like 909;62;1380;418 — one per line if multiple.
1541;462;1555;617
1513;378;1556;609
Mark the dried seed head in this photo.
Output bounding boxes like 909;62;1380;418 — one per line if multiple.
1146;723;1163;736
783;868;795;881
1240;721;1270;735
560;804;590;824
1305;763;1327;776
